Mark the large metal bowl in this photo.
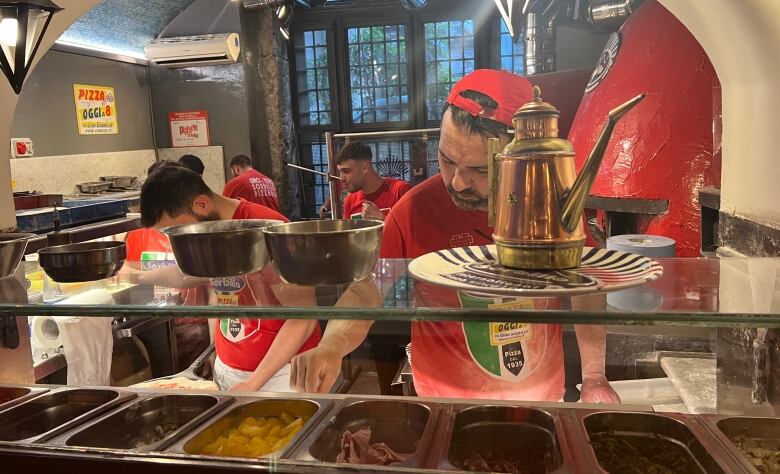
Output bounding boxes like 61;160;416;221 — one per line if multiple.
0;233;35;278
163;219;284;278
263;220;383;285
38;241;126;283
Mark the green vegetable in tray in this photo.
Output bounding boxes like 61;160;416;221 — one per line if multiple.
590;433;701;474
730;430;780;474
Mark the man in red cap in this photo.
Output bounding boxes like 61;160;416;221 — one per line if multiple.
290;70;617;403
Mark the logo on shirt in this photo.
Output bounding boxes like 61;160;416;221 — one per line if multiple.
249;177;277;198
459;293;539;381
212;276;246;293
449;232;475;248
220;318;258;343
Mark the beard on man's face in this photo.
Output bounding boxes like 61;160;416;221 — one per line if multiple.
446;184;488;211
193;211;221;222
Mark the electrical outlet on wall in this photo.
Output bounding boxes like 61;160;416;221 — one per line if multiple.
10;138;33;158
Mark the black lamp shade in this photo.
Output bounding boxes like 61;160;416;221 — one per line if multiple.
0;0;62;94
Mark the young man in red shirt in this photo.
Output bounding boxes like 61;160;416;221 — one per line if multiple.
137;162;319;392
222;155;281;212
290;70;618;403
337;141;412;221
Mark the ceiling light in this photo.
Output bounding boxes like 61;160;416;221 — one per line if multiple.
0;0;63;94
0;18;17;47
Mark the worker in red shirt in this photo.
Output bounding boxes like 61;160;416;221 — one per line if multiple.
222;155;281;212
135;162;319;392
337;141;412;221
290;70;618;404
126;161;210;370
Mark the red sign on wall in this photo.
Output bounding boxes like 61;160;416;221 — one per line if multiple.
169;111;210;147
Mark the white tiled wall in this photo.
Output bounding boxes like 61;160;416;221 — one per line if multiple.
10;146;228;197
157;146;227;193
10;150;156;195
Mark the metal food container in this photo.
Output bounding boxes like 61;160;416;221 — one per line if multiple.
76;181;112;194
0;385;48;412
163;219;283;278
0;233;35;278
571;411;733;474
263;220;383;285
0;388;135;444
55;394;233;452
699;415;780;474
100;176;137;188
167;397;330;460
427;404;573;472
292;398;439;469
38;241;127;283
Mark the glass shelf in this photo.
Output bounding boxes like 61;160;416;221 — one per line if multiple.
2;257;779;327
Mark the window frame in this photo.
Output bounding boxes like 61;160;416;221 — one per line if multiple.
289;2;505;217
341;18;415;132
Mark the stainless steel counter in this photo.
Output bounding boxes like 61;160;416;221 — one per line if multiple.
0;385;759;473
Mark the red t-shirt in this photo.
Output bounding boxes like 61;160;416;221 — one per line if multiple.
125;228;171;260
214;200;321;371
343;177;412;219
381;174;564;401
223;169;281;213
125;228;209;314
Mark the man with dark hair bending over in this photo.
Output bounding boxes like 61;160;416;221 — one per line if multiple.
223;154;281;212
134;162;318;392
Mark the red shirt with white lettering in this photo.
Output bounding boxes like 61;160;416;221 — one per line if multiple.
214;200;321;372
343;177;412;219
223;169;281;213
381;174;564;401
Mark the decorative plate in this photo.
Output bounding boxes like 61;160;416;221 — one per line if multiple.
407;245;664;297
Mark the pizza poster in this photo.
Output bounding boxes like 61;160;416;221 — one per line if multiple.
73;84;118;135
169;111;210;147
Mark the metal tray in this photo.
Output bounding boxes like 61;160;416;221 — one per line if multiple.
0;385;48;412
567;410;739;474
166;396;331;461
0;387;135;444
51;393;233;453
291;398;440;469
426;404;574;473
698;415;780;474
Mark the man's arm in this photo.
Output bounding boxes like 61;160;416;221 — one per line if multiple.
230;319;319;392
289;277;383;393
572;294;620;403
122;264;210;289
290;319;374;393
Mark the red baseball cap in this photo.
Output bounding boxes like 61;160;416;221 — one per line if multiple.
446;69;534;127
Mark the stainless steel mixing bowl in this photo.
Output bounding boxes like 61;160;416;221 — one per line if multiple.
163;219;284;278
38;241;126;283
263;220;383;285
0;233;35;278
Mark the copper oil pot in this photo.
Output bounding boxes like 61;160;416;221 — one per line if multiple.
488;86;644;270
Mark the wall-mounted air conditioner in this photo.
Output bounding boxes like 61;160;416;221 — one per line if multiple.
144;33;240;68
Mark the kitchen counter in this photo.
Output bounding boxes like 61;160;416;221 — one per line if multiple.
0;386;754;473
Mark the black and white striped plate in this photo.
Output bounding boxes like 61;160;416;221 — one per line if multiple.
407;245;664;297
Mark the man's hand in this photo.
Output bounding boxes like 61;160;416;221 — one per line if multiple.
361;201;385;221
229;380;258;393
580;373;620;404
319;203;330;219
290;343;343;393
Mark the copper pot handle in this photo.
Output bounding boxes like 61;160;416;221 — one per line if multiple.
487;138;501;228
